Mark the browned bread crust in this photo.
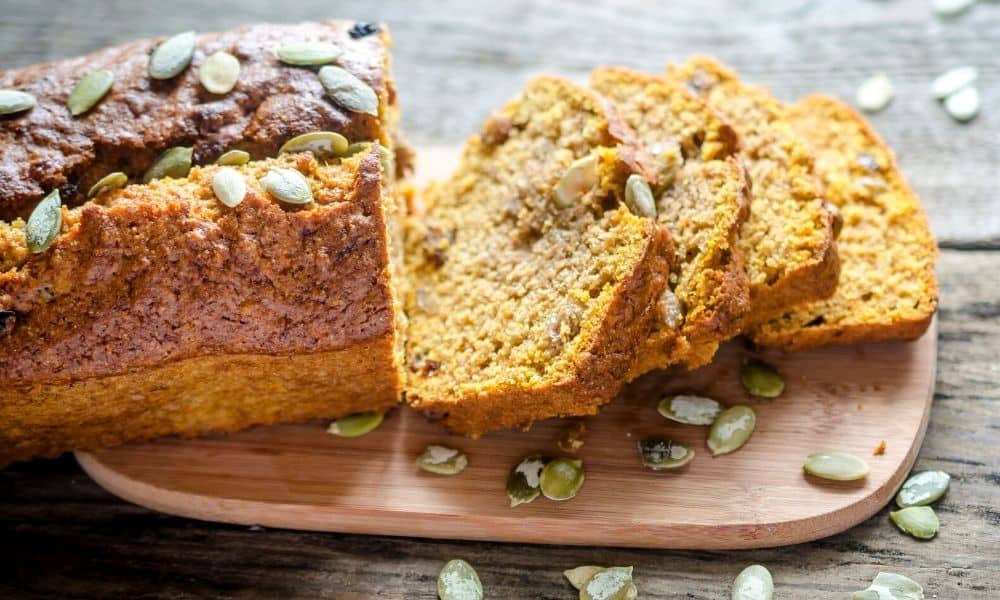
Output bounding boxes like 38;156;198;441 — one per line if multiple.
749;95;938;349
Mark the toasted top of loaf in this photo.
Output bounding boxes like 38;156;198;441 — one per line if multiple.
750;95;938;349
0;149;406;384
591;67;750;373
666;57;840;324
404;76;671;435
0;21;398;221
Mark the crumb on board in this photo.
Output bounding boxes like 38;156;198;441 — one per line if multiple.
857;402;863;411
873;440;886;456
557;420;587;454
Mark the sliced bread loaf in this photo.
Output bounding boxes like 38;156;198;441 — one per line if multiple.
749;95;938;349
404;77;672;436
591;67;751;373
666;57;840;325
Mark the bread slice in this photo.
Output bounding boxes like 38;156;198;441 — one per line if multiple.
666;57;840;325
749;95;938;349
404;77;672;436
591;67;751;373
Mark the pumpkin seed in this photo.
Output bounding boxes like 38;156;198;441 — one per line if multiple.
343;141;371;157
279;131;349;159
25;190;62;254
259;167;313;204
658;394;721;425
215;149;251;166
852;572;924;600
506;455;547;507
539;457;584;501
933;0;976;18
639;438;694;470
326;411;383;438
581;566;634;600
555;154;598;208
624;174;656;218
198;51;240;95
148;31;196;80
276;42;343;66
0;89;36;115
856;74;894;113
740;359;784;398
67;69;114;116
318;65;379;116
732;564;774;600
931;66;978;99
944;86;980;122
377;144;395;176
416;445;468;475
87;172;128;197
890;506;940;540
896;470;950;508
143;146;193;183
803;451;870;481
437;559;483;600
211;167;247;208
564;566;605;590
707;405;756;456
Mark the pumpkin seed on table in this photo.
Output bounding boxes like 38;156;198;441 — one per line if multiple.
554;154;598;208
279;131;349;159
327;411;383;438
506;455;547;507
67;69;114;116
732;564;774;600
87;172;128;198
580;566;636;600
638;438;695;470
25;190;62;254
658;394;721;425
198;51;240;94
944;86;981;122
143;146;193;183
623;174;656;218
259;167;313;204
931;66;978;99
707;405;756;456
890;505;940;540
564;566;606;590
276;42;342;66
215;149;251;166
803;451;870;481
211;168;247;208
318;65;378;116
852;572;924;600
416;445;468;475
856;74;894;113
437;559;482;600
0;89;36;115
740;359;784;398
539;457;584;501
896;470;950;508
148;31;197;80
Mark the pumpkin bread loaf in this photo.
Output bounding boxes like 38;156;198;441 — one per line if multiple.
749;95;938;349
404;77;672;436
591;67;751;374
666;57;840;325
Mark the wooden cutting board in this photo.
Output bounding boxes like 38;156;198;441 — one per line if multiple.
77;147;937;549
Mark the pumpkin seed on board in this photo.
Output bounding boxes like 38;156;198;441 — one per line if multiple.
143;146;193;183
623;174;656;218
803;451;870;481
148;31;197;80
437;559;483;600
852;572;924;600
890;506;940;540
259;167;314;204
276;42;343;66
732;564;774;600
658;394;721;425
211;168;247;208
198;51;240;94
564;566;606;590
215;149;251;166
740;359;784;398
896;470;951;508
25;190;62;254
581;566;635;600
539;457;584;501
67;69;114;116
317;65;379;116
638;438;695;470
856;74;894;113
707;405;756;456
327;411;383;438
279;131;349;159
506;455;548;507
555;154;598;208
416;445;468;475
944;86;981;122
931;66;978;99
0;89;36;115
87;172;128;197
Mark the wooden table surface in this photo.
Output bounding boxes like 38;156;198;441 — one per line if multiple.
1;1;997;597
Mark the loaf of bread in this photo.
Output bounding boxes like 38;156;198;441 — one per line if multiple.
749;95;938;349
404;77;672;436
